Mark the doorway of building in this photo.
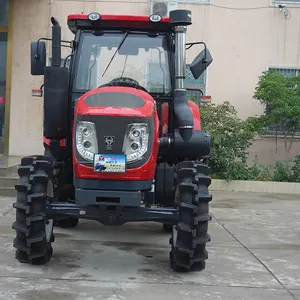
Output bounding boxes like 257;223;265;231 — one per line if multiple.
0;0;9;154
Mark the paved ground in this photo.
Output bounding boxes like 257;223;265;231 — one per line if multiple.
0;191;299;299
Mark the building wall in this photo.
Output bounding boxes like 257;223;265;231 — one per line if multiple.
8;0;300;163
9;0;50;156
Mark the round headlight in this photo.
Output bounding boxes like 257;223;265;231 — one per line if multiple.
131;142;140;151
132;129;141;138
83;141;91;148
88;12;100;21
83;127;92;137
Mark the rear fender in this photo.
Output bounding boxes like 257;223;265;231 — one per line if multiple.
188;100;201;130
161;101;201;132
161;102;169;135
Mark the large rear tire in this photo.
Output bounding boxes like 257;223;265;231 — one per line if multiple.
170;161;212;272
12;156;54;265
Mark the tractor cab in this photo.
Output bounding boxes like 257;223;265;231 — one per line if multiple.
67;12;211;100
31;12;212;127
30;11;212;148
71;27;172;97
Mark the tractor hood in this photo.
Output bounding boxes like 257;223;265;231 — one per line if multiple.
75;86;156;118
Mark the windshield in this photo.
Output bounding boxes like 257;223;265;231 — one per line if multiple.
74;32;172;94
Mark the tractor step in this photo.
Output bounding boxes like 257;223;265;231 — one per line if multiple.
0;156;21;197
0;176;18;197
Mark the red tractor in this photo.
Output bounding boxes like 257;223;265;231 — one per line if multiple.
12;10;213;272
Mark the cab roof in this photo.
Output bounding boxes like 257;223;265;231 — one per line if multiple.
67;14;172;34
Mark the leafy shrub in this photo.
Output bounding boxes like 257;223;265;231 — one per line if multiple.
254;70;300;157
272;161;292;182
200;102;259;180
291;155;300;182
198;101;300;183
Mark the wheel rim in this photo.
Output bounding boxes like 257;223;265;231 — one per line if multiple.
46;179;54;242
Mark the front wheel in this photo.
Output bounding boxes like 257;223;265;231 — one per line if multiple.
170;161;212;272
12;156;55;265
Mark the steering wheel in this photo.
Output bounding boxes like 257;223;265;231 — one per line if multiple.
99;77;148;93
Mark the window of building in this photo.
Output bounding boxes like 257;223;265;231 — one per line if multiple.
0;0;9;152
179;0;211;3
0;33;7;100
272;0;300;5
269;67;300;77
265;66;300;136
0;0;9;26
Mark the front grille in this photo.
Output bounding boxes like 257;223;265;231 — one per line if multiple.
75;115;154;169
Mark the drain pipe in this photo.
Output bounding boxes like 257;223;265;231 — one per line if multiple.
170;10;193;141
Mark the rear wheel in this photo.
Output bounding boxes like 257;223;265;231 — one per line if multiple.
12;156;54;265
170;161;212;272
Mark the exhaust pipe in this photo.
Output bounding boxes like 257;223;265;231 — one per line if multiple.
51;17;61;67
173;25;187;90
170;10;194;142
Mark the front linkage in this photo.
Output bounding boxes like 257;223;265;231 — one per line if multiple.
46;203;179;226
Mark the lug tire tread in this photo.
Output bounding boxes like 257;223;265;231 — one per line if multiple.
13;155;54;265
170;161;212;273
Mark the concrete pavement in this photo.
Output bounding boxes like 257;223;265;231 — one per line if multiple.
0;191;299;299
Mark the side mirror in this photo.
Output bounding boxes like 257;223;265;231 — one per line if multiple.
31;41;46;75
190;48;213;80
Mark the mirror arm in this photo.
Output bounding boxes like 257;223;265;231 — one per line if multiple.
63;54;73;68
186;41;207;50
185;41;208;66
34;38;73;60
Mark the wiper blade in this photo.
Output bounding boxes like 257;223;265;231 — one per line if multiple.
102;31;129;77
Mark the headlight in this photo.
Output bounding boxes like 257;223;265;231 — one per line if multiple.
76;121;98;161
122;123;149;163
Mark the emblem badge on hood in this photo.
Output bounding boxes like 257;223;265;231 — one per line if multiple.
104;136;115;151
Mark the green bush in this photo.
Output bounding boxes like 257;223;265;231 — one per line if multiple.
291;155;300;182
200;102;259;180
254;70;300;157
198;101;300;183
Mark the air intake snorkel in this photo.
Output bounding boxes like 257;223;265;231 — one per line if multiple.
51;17;62;67
170;10;193;142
